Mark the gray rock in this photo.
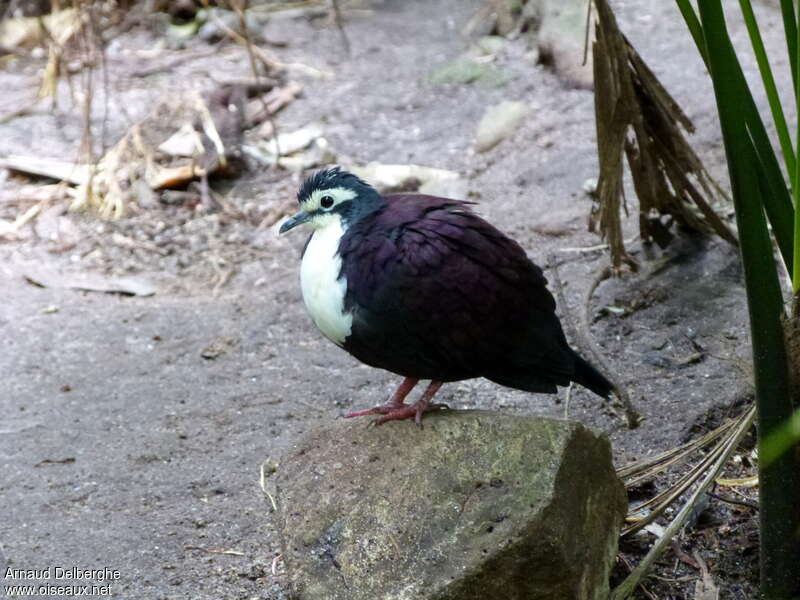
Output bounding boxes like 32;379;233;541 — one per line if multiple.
537;0;594;89
197;8;263;44
428;57;510;88
272;410;626;600
476;35;506;55
474;101;529;152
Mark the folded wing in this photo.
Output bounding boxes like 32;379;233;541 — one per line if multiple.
338;195;577;389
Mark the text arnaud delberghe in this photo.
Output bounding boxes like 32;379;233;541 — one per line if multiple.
5;567;121;581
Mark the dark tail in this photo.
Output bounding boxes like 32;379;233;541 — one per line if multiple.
571;351;614;399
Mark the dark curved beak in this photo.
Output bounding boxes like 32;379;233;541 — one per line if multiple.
279;211;311;234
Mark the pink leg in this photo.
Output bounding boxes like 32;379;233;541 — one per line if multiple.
344;377;419;418
373;381;448;427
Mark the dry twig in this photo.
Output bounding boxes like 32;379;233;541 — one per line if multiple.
204;2;330;78
260;459;279;512
328;0;351;55
548;256;640;427
228;0;282;164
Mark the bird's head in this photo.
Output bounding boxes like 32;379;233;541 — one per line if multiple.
279;167;383;234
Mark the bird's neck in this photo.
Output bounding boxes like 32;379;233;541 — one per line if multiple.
339;188;384;228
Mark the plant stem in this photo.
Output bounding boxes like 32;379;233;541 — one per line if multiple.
699;1;800;596
675;0;707;64
781;0;798;94
677;0;795;274
794;5;800;293
740;0;796;189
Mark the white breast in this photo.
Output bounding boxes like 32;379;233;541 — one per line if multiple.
300;218;353;346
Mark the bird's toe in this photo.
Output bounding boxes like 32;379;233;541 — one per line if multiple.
344;401;406;419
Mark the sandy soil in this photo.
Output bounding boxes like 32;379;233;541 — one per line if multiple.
1;1;783;598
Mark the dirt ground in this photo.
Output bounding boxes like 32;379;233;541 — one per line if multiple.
0;1;782;598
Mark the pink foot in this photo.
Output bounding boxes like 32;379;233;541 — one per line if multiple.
344;377;418;419
345;380;448;427
373;399;449;427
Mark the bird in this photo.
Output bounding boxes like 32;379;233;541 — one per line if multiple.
279;167;614;426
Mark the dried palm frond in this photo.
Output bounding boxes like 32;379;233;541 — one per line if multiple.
592;0;737;271
618;405;756;537
611;405;756;600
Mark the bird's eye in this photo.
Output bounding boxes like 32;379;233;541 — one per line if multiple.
320;195;334;209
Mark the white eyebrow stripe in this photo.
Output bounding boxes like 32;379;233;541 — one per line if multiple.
307;187;357;210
